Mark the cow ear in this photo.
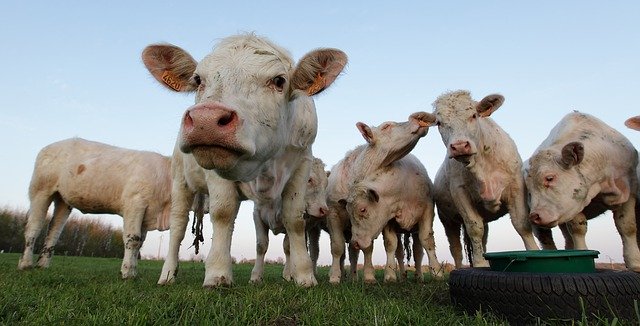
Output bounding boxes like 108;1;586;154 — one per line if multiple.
356;122;375;144
625;116;640;131
367;188;379;203
476;94;505;117
291;48;348;96
142;44;198;92
558;142;584;168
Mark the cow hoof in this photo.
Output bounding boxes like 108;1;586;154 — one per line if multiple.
364;277;377;284
249;277;262;284
203;276;233;288
295;276;318;288
329;276;341;284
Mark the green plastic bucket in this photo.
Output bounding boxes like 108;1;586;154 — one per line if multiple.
483;250;600;273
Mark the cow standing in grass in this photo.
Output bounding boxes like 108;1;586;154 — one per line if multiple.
142;34;347;287
525;111;640;271
18;138;174;279
325;112;432;283
345;153;443;282
431;90;539;268
250;157;329;283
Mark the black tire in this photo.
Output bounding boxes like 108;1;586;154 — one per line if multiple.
449;268;640;325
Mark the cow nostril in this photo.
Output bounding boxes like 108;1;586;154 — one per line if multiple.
218;111;237;127
318;207;327;217
530;213;540;223
183;111;194;130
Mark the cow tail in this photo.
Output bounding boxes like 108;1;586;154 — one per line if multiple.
462;224;474;268
190;194;206;255
403;233;412;264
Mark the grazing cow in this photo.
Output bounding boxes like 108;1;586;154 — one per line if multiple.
326;112;433;283
431;90;539;268
345;153;443;282
525;111;640;271
250;157;329;283
142;34;347;287
17;138;174;279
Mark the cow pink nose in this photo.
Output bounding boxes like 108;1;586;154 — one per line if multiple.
181;103;239;149
352;241;360;250
530;212;542;224
450;141;471;154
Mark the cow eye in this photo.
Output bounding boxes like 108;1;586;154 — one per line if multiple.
270;76;286;92
472;113;477;119
543;175;555;188
193;74;202;86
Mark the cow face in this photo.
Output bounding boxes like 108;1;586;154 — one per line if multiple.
356;111;435;167
344;185;386;250
432;90;504;166
524;142;589;227
305;158;329;218
142;34;347;181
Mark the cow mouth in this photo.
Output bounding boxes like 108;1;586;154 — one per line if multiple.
451;153;476;165
189;144;247;171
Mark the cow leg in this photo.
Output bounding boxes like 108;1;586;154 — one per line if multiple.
612;198;640;271
559;223;575;249
534;225;557;249
347;242;359;282
440;213;463;269
327;212;346;284
362;244;376;283
382;225;398;283
567;213;588;249
158;182;194;285
412;233;424;282
508;183;540;250
121;201;146;279
454;190;491;267
250;211;269;283
418;200;443;278
203;181;240;288
282;234;292;281
395;233;406;281
281;163;317;287
307;225;321;274
18;193;53;270
36;198;72;268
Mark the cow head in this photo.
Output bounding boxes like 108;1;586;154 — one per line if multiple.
142;34;347;181
305;157;329;218
524;142;590;227
343;184;384;250
432;90;504;166
355;111;435;167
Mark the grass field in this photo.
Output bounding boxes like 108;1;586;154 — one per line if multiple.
0;253;632;325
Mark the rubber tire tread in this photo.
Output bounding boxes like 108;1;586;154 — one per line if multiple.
449;268;640;324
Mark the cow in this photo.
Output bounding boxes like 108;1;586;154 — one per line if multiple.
345;153;443;282
626;116;640;249
430;90;539;268
525;111;640;271
141;33;347;287
17;138;176;279
250;157;329;283
325;112;433;283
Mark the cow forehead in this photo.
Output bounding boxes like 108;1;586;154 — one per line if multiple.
433;90;476;121
199;35;294;77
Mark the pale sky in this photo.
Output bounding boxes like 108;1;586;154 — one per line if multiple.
1;2;639;267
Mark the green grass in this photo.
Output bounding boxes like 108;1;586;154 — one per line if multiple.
0;253;513;325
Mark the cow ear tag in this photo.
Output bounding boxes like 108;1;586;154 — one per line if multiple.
162;71;184;91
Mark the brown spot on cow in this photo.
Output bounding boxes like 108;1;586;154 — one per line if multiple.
77;164;86;175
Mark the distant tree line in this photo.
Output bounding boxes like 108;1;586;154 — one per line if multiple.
0;208;124;258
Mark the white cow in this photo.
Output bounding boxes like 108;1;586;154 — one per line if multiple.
525;111;640;271
17;138;173;278
326;112;433;283
431;90;539;268
625;115;640;249
250;157;329;283
345;153;443;282
142;34;347;287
